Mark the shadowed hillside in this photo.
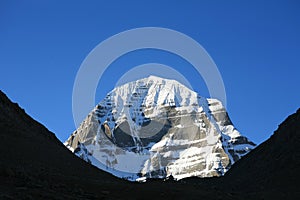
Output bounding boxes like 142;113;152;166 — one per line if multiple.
183;108;300;199
223;108;300;199
0;90;299;199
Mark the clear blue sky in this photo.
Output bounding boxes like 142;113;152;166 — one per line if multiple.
1;0;299;145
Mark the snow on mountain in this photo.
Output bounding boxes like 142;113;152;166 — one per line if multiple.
65;75;255;181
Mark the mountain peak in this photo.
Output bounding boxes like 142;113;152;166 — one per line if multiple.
142;75;183;85
65;76;255;181
109;75;197;109
116;75;192;93
145;75;165;81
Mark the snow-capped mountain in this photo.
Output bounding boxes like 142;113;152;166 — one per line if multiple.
65;75;255;181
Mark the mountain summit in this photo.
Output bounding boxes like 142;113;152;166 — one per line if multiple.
65;76;255;181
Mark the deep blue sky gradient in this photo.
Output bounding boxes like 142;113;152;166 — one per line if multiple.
1;0;299;144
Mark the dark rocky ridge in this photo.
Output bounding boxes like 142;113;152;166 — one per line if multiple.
0;90;125;199
223;108;300;199
0;90;299;199
183;108;300;199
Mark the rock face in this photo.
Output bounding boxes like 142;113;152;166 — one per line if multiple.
65;76;255;181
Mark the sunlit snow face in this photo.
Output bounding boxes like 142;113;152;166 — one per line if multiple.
92;76;223;155
67;76;254;181
94;76;203;150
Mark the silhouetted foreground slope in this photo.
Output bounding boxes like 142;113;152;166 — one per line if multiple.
223;108;300;199
0;90;129;199
183;108;300;199
0;90;299;199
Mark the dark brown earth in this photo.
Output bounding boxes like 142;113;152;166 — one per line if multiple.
0;90;299;199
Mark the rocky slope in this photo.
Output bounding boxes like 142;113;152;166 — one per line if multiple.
65;76;255;180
